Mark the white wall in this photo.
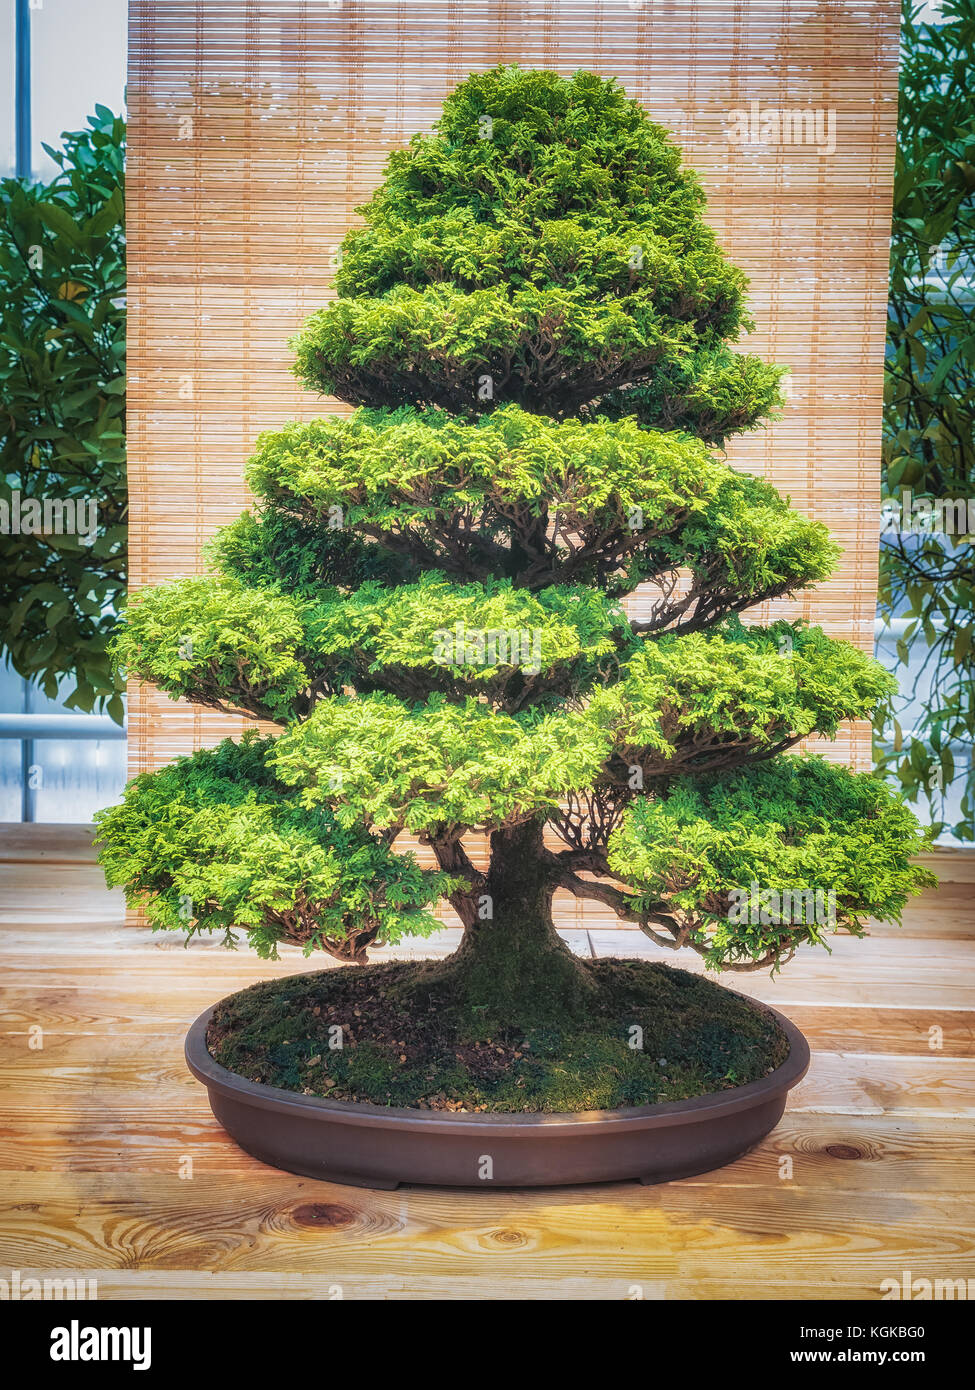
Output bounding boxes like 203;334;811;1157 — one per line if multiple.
30;0;127;176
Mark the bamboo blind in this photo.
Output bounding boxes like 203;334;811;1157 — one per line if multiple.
126;0;901;914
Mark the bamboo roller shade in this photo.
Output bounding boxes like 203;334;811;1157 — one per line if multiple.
125;0;901;915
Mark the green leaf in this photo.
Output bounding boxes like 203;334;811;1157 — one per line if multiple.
36;200;85;248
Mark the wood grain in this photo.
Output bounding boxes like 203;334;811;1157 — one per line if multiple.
1;828;973;1301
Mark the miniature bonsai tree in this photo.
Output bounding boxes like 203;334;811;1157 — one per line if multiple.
96;68;933;1110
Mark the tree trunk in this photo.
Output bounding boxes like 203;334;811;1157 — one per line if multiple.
434;818;597;1031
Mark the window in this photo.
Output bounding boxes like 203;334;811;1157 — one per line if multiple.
0;0;127;822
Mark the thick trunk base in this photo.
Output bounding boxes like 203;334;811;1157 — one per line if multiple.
408;819;597;1033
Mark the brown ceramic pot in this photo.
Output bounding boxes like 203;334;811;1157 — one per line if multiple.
185;998;809;1190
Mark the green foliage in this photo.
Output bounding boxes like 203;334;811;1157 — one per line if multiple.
608;756;936;971
94;734;457;959
110;575;333;722
270;692;615;835
247;402;833;601
112;565;632;716
247;403;725;539
0;108;126;719
297;571;630;701
876;1;975;837
264;621;894;834
96;66;931;996
604;620;895;771
209;507;415;596
629;469;839;614
591;345;787;445
292;66;776;428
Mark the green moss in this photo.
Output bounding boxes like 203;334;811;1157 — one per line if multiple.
207;958;789;1113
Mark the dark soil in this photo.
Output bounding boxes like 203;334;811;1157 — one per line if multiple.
207;958;790;1113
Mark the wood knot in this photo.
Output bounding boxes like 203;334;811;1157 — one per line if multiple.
292;1202;357;1228
825;1143;863;1161
490;1228;528;1247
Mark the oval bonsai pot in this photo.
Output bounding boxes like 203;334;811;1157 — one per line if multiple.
185;999;810;1190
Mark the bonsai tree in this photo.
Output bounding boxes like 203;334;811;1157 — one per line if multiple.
96;68;933;1111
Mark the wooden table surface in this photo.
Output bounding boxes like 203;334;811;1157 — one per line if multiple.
1;826;972;1300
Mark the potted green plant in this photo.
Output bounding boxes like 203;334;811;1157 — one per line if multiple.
95;67;933;1189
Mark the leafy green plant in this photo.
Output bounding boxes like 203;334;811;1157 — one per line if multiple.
876;1;975;838
96;68;932;1065
0;107;126;720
